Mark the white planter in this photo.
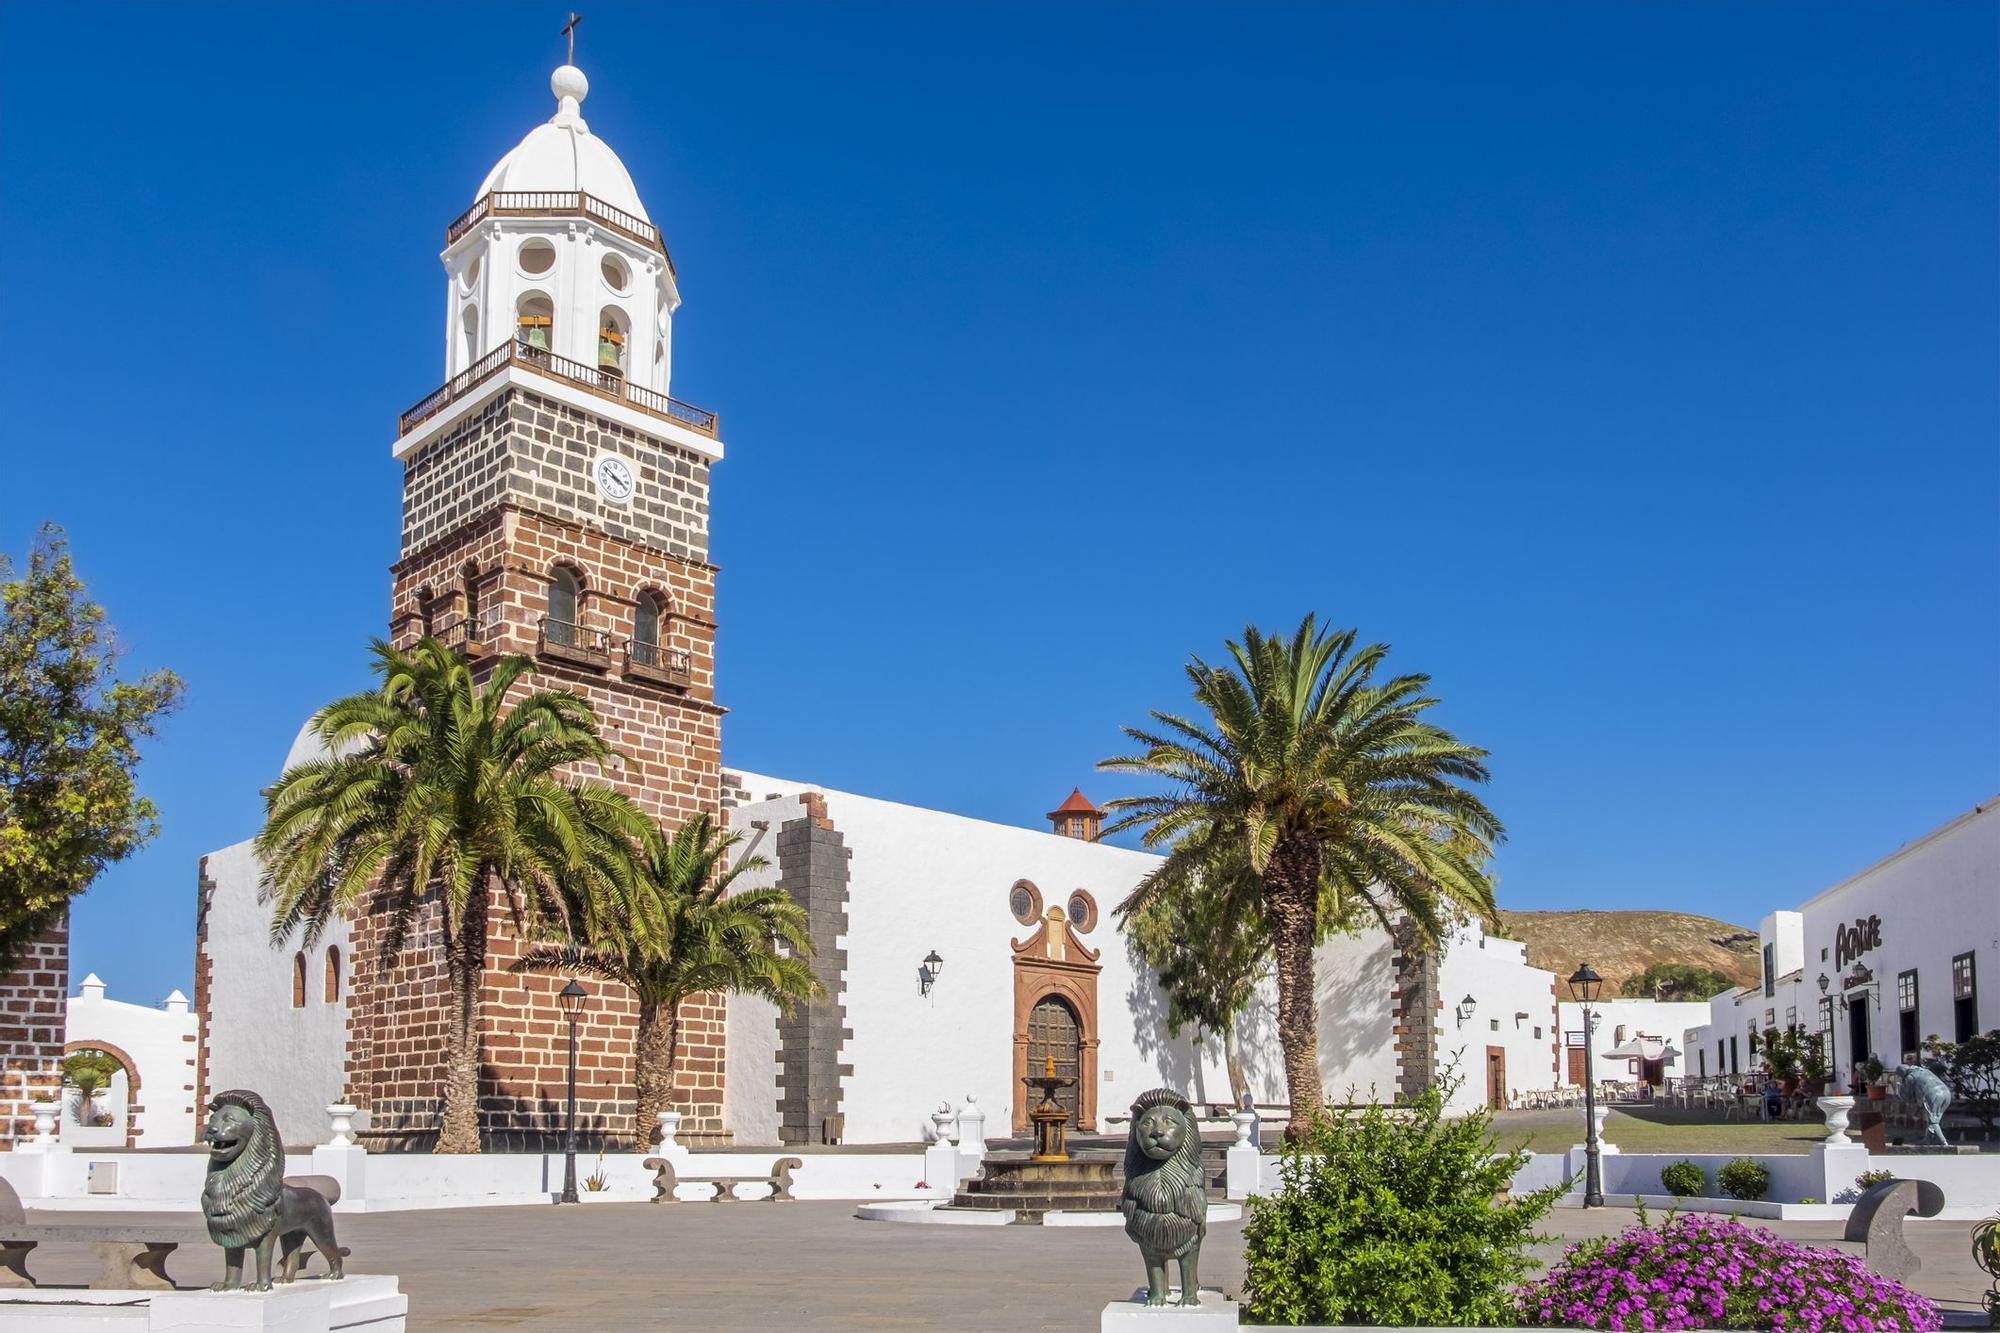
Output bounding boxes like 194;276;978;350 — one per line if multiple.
1816;1095;1854;1146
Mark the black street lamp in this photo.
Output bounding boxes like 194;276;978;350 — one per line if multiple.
1567;963;1605;1208
557;979;589;1205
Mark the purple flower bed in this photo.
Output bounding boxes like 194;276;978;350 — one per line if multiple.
1516;1212;1940;1332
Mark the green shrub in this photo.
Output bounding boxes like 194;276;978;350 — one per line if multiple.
1855;1168;1896;1191
1240;1080;1560;1326
1798;1196;1820;1205
1718;1157;1770;1201
1659;1160;1706;1198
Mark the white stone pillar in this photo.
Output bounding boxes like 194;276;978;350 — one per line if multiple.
1225;1109;1262;1201
954;1093;988;1178
309;1104;368;1213
1812;1140;1871;1204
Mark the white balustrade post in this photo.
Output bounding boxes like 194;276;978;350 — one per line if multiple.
1226;1108;1262;1201
654;1110;689;1159
954;1093;988;1179
310;1103;368;1211
923;1100;961;1195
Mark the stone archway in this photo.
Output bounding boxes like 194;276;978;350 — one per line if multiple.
1011;907;1101;1133
62;1039;142;1148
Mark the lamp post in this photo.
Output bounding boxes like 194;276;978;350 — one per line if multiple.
1567;963;1605;1208
557;979;589;1205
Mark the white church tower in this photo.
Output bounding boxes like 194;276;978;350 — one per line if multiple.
439;63;681;398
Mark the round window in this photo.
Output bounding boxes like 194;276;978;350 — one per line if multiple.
1009;881;1041;926
519;240;556;276
458;254;482;294
601;253;630;293
1066;892;1097;932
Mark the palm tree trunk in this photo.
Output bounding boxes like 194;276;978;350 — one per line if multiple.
1223;1023;1249;1108
632;994;675;1152
437;886;490;1154
1261;832;1325;1143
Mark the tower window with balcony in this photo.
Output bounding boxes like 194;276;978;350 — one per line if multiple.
517;293;554;353
546;566;581;633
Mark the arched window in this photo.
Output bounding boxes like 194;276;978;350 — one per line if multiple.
324;947;342;1004
517;292;554;353
598;306;629;378
291;953;306;1009
460;304;480;370
546;566;582;644
632;588;664;644
416;586;436;638
461;563;483;639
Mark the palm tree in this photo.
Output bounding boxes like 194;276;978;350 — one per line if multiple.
522;813;821;1150
1101;616;1502;1139
257;640;647;1154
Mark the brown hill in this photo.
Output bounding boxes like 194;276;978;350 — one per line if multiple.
1494;910;1761;998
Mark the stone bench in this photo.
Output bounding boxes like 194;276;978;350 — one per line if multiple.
0;1174;341;1289
641;1155;802;1203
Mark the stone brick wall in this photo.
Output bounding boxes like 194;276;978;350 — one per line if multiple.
0;917;69;1148
401;388;711;563
1391;921;1441;1102
773;795;852;1145
341;385;729;1150
191;859;215;1114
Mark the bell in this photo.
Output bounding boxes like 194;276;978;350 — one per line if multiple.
598;329;625;374
519;321;549;352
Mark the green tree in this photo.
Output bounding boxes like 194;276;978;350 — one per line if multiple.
61;1050;125;1124
0;527;182;968
522;813;820;1150
1123;842;1271;1106
1102;617;1502;1140
257;641;646;1154
1620;961;1735;1002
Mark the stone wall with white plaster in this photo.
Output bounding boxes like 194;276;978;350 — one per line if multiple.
724;774;1562;1143
64;976;199;1147
1439;927;1561;1111
197;836;352;1147
1557;998;1711;1084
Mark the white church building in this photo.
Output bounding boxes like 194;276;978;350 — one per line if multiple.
190;58;1565;1150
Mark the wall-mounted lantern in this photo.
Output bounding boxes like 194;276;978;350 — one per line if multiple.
1455;994;1477;1026
1817;972;1830;994
918;950;944;997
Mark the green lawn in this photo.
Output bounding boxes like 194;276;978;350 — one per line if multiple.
1494;1105;1828;1155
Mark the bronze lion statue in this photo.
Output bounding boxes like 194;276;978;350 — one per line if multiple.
201;1089;344;1291
1119;1088;1208;1307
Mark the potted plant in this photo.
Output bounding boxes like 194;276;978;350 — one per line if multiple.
1864;1055;1887;1099
1761;1026;1802;1093
1800;1028;1830;1095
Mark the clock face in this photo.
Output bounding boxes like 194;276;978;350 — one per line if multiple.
592;454;636;505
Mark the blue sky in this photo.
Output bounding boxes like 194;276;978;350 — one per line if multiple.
2;5;1994;1005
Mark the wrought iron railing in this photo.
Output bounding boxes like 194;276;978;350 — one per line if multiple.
624;639;691;685
398;340;719;440
538;616;611;666
446;190;672;272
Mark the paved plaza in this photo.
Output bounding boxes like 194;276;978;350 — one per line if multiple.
15;1202;1986;1331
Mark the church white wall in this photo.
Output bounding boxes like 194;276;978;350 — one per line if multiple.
721;777;1563;1141
721;803;787;1146
199;838;351;1146
65;978;199;1146
1438;926;1561;1113
1312;929;1399;1102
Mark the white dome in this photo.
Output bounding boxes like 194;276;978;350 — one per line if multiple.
475;65;650;223
280;717;330;775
